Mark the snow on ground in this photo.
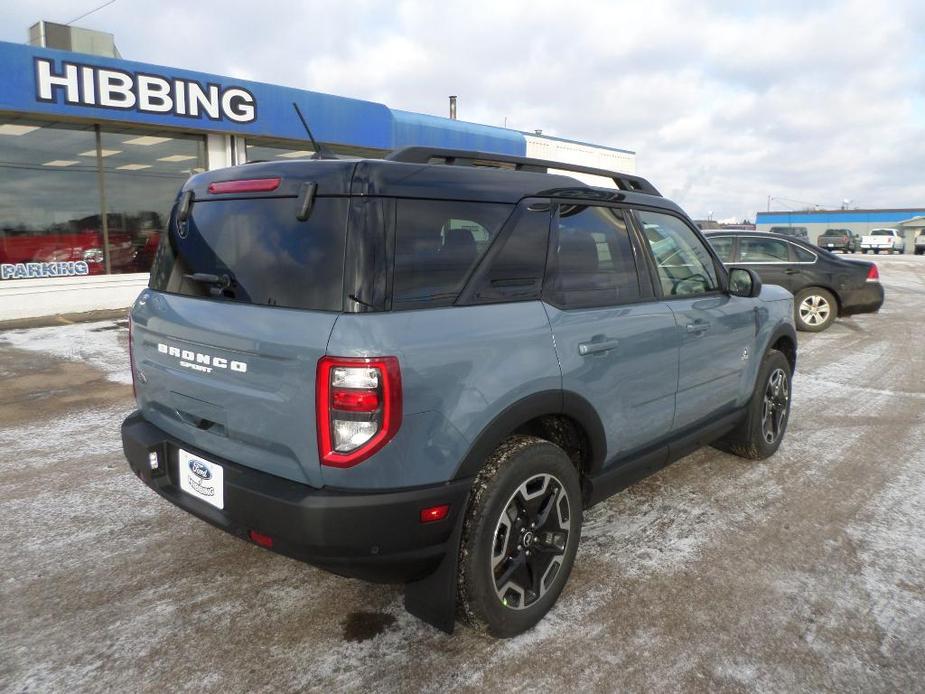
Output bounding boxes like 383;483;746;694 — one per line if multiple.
0;319;131;384
2;256;924;692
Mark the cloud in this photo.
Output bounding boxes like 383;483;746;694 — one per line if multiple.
3;0;924;219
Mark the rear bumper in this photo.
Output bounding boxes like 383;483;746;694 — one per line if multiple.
121;411;471;583
840;283;885;316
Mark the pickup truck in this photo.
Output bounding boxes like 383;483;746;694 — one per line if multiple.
861;228;905;254
915;232;925;255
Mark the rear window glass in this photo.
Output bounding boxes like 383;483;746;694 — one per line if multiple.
872;229;895;236
149;196;347;311
392;200;513;308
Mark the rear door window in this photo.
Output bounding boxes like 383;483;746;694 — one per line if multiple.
392;200;513;308
706;236;736;262
149;196;348;311
792;245;816;262
739;237;790;263
544;205;641;308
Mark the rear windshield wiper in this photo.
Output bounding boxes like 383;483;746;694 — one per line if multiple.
185;272;231;288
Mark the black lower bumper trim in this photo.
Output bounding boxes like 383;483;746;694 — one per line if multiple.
121;411;472;584
840;282;885;317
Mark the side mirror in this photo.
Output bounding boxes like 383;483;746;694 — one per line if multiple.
728;267;762;298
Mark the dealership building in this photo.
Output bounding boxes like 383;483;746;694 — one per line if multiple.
756;209;925;251
0;26;635;321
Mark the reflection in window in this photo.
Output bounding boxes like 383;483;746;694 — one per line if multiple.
546;206;640;308
100;130;205;274
739;237;789;263
707;236;735;263
0;121;103;274
393;200;512;307
245;138;386;163
0;119;205;278
637;210;717;297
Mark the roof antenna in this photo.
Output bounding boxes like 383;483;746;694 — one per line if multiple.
292;102;334;159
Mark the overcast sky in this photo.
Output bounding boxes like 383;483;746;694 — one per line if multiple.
4;0;925;220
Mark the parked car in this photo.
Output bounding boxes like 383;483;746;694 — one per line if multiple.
861;228;905;254
769;225;809;241
914;231;925;255
817;228;860;253
705;230;884;332
123;148;797;637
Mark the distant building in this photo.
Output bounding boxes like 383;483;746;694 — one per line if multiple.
756;209;925;252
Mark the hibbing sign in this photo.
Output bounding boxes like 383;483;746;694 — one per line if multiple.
34;57;257;123
0;40;525;157
0;40;393;148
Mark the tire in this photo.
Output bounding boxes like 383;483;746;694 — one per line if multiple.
713;349;792;460
795;287;837;332
458;435;582;638
874;249;881;254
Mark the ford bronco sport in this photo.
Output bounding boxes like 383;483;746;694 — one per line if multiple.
122;147;797;637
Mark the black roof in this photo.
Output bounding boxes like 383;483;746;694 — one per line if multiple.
184;149;678;212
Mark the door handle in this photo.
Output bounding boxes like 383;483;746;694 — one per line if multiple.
686;321;711;334
784;268;798;275
578;339;620;356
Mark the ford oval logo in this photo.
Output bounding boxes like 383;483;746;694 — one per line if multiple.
188;459;212;480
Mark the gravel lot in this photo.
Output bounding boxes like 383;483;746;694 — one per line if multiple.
2;255;924;693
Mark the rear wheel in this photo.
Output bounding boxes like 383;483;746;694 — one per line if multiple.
795;287;837;332
713;349;792;460
458;436;582;638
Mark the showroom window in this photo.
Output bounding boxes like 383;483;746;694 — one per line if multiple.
0;121;102;275
99;129;205;274
0;118;205;279
245;137;386;163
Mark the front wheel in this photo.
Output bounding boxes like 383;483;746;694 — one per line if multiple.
458;436;582;638
795;287;837;332
713;349;792;460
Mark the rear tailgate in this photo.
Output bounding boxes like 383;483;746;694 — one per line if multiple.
132;172;350;487
132;298;336;486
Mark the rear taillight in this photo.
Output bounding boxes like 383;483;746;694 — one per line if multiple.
207;177;281;194
867;264;880;282
128;313;137;400
316;356;402;468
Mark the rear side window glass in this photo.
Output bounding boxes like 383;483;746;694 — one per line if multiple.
544;205;641;309
392;200;512;308
150;197;347;311
739;237;789;263
473;203;550;303
707;236;735;262
636;209;718;297
793;245;816;262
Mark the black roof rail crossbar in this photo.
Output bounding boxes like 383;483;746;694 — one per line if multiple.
385;146;660;197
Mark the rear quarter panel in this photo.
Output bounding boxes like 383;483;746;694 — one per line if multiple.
324;301;561;489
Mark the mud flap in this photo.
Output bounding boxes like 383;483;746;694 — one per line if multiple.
403;498;467;634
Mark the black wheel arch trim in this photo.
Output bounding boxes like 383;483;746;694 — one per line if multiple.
766;322;797;372
451;389;608;480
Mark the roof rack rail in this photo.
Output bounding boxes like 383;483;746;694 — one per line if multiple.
385;146;661;197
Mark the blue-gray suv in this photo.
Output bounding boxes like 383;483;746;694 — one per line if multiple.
122;147;797;637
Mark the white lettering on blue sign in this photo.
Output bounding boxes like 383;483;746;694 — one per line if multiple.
34;58;256;123
0;261;90;280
